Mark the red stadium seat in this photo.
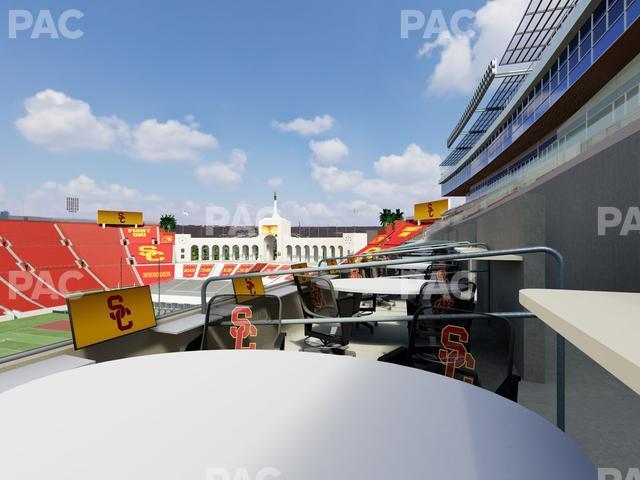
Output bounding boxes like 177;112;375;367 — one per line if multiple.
57;223;140;288
0;219;177;312
0;221;102;296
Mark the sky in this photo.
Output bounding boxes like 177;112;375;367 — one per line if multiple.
0;0;528;226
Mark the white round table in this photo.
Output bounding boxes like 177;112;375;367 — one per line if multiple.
328;277;462;296
0;351;593;479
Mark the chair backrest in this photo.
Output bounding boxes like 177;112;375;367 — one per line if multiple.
299;276;341;318
408;307;519;400
200;294;282;350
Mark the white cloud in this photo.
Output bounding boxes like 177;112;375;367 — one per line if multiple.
195;149;247;187
311;144;443;207
23;175;173;220
373;144;441;183
309;138;349;164
282;199;381;225
267;177;283;189
15;89;127;152
419;0;528;96
15;89;218;162
131;119;218;162
272;114;334;136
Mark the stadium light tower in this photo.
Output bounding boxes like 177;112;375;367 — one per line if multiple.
66;197;79;218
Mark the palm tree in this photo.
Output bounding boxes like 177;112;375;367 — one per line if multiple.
159;214;176;232
379;209;392;227
379;208;404;227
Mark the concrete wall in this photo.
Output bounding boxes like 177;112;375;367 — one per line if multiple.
429;118;640;381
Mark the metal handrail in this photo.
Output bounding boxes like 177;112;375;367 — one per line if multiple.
200;245;566;430
317;240;487;266
214;311;537;326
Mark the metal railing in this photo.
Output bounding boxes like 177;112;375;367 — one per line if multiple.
200;245;566;429
317;240;490;266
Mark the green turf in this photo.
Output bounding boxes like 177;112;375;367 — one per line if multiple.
0;312;71;359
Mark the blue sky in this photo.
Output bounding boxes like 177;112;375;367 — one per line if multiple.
0;0;527;225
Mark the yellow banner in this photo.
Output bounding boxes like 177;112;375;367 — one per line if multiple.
261;225;278;235
291;262;310;285
98;210;144;226
232;276;265;303
414;200;449;221
67;286;156;349
326;259;340;275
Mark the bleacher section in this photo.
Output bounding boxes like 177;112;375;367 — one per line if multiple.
0;219;177;313
0;221;103;297
57;223;139;288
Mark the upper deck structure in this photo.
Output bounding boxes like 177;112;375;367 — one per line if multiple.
441;0;640;199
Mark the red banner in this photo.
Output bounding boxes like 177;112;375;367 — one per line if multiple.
250;263;267;273
235;264;255;275
182;264;197;278
261;264;279;279
160;231;175;244
219;264;237;276
198;264;214;278
123;227;156;244
274;264;293;282
136;265;175;285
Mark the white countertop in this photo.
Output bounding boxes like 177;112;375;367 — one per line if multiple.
328;278;427;295
520;289;640;395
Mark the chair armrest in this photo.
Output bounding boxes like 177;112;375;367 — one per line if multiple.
273;332;287;351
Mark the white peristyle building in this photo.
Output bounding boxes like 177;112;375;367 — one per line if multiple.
174;195;368;264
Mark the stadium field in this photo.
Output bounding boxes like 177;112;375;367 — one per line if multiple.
0;313;71;359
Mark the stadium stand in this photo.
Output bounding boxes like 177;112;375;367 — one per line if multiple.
0;278;43;311
0;219;177;313
0;221;102;296
0;234;64;308
57;222;139;288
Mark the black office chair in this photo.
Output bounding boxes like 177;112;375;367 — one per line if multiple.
338;261;378;332
378;300;521;402
185;294;285;351
412;279;477;340
294;274;355;354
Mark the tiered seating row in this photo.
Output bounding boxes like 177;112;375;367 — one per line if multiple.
0;219;177;312
57;223;140;288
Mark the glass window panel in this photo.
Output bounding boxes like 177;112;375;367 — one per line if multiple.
608;0;624;23
593;1;606;23
569;50;579;70
559;48;567;65
580;19;592;40
580;33;592;58
613;95;625;121
569;35;579;56
587;104;613;134
593;15;606;42
627;85;640;110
